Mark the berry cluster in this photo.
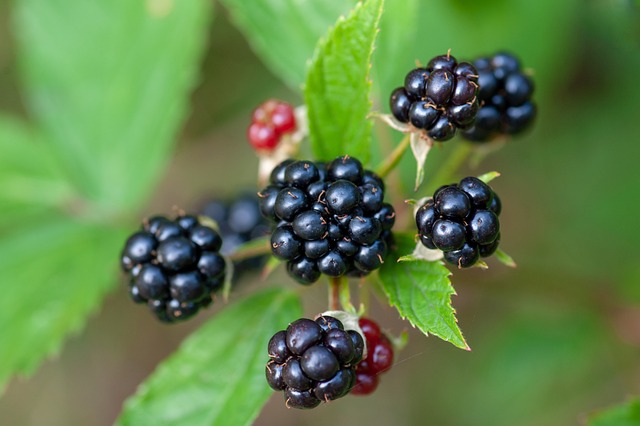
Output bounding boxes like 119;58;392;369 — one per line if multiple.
247;99;296;151
462;52;536;141
120;214;226;322
416;177;501;268
351;318;394;395
258;156;395;284
389;53;480;141
201;193;269;275
266;316;365;409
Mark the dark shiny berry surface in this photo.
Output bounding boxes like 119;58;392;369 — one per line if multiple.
426;69;454;105
286;319;323;355
157;237;197;272
274;187;308;221
409;101;439;129
469;210;500;245
403;68;429;99
122;232;156;266
287;256;321;285
459;177;494;209
270;226;302;261
325;180;360;215
292;210;327;241
327;156;363;184
431;219;466;251
444;242;480;269
285;160;320;189
300;346;339;381
427;115;456;141
434;186;471;220
390;87;412;122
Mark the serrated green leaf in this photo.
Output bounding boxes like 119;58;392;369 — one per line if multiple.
589;399;640;426
304;0;383;164
219;0;351;90
0;216;127;391
14;0;212;210
379;233;468;350
117;288;302;426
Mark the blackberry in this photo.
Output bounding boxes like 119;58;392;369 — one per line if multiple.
120;213;226;322
462;52;537;142
416;176;503;268
390;52;480;141
266;315;365;408
352;317;394;396
201;193;270;278
260;156;395;285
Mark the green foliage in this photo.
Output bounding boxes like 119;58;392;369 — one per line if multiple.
379;233;468;350
0;216;127;392
0;0;214;392
304;0;383;165
14;0;212;210
117;288;302;426
589;399;640;426
219;0;352;90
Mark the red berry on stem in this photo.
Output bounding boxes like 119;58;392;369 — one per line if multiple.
370;334;394;373
358;317;381;343
247;122;278;150
271;102;296;134
351;372;379;396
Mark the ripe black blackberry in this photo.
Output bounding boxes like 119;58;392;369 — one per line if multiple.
462;52;536;142
201;193;270;277
389;52;480;141
120;214;226;322
416;177;501;268
265;315;364;409
258;157;395;285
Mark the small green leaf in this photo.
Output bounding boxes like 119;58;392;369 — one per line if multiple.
379;233;469;350
0;216;127;391
589;398;640;426
219;0;351;89
495;248;517;268
14;0;213;210
477;171;501;184
117;288;302;426
304;0;383;164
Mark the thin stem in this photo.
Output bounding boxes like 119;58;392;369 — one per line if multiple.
329;277;342;311
227;237;272;261
375;133;411;178
424;142;472;194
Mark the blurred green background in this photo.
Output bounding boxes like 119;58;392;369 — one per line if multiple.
1;0;640;425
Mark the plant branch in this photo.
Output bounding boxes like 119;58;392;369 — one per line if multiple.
227;237;272;262
375;133;411;178
329;277;343;311
424;142;472;193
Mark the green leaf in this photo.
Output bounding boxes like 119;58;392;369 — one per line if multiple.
378;233;469;350
0;216;127;391
495;248;517;268
117;288;302;426
14;0;212;210
0;115;73;228
304;0;383;164
372;0;419;99
219;0;351;90
477;171;501;184
589;399;640;426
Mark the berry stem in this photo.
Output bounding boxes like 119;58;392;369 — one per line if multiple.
424;142;472;193
227;236;272;261
338;279;357;314
329;277;343;311
375;133;411;178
